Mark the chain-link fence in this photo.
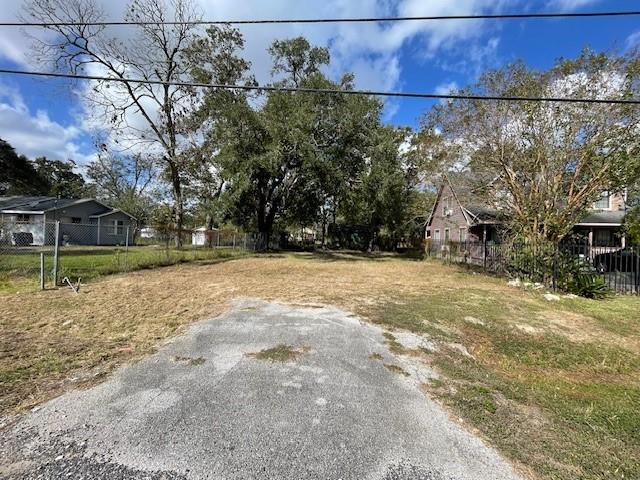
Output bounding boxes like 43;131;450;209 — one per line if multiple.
0;220;257;291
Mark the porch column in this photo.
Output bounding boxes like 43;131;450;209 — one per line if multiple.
97;218;101;246
588;228;593;248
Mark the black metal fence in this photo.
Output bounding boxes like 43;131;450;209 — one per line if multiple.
426;239;640;295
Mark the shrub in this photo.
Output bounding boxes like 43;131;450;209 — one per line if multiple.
568;273;610;299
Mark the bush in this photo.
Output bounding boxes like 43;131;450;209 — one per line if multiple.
507;241;610;299
568;273;610;299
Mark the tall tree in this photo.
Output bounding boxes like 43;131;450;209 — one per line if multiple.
86;150;158;232
0;139;89;197
33;157;90;198
0;139;48;195
419;50;640;242
182;25;253;230
24;0;210;245
204;37;380;249
339;126;414;250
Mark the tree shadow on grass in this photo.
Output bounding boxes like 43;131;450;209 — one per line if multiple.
293;249;425;263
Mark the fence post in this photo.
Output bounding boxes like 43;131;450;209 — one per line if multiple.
233;234;236;249
483;235;487;272
635;246;639;295
244;234;247;251
124;226;130;271
40;252;45;290
552;242;558;292
53;221;60;286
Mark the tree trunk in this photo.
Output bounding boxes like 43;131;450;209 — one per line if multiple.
321;210;327;248
170;165;183;248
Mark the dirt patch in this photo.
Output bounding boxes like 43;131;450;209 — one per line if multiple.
536;310;640;353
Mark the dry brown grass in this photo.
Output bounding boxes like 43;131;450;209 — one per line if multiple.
2;251;639;479
0;252;635;416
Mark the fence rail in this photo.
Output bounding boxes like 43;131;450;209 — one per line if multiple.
426;239;640;295
0;221;260;290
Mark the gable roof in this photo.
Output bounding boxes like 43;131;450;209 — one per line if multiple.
426;175;496;228
0;196;136;219
427;180;626;230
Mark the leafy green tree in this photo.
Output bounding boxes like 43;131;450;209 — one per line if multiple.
269;37;330;87
33;157;90;198
87;151;159;235
419;49;640;242
339;126;414;250
1;139;90;198
0;138;48;195
623;207;640;244
196;37;377;249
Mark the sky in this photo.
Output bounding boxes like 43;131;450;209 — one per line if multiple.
0;0;639;167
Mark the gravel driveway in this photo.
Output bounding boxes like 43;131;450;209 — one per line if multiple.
1;299;523;480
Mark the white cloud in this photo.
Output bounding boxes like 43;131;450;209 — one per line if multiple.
0;83;94;166
2;0;610;146
2;0;518;127
434;81;459;95
546;0;601;9
627;31;640;50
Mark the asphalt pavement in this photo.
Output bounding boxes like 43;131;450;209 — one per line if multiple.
0;298;523;480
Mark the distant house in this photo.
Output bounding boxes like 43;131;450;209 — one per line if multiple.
139;227;158;239
192;227;219;246
0;196;135;246
425;178;627;248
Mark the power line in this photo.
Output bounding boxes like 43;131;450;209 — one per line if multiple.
1;68;638;105
3;10;640;27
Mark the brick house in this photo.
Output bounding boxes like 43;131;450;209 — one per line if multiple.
425;177;627;248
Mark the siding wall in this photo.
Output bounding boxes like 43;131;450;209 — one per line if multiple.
609;193;626;211
427;184;477;242
43;201;108;224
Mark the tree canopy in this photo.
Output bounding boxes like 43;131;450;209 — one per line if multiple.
0;138;90;198
418;49;640;242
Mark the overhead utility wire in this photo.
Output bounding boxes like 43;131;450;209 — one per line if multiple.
1;68;638;105
2;10;640;26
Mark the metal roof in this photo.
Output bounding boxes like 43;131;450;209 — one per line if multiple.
0;196;135;219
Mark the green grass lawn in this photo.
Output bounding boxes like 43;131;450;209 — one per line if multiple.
370;284;640;480
0;246;248;292
1;252;638;479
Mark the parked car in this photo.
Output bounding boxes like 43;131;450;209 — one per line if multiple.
594;248;640;273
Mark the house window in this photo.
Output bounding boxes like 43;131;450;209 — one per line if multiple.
594;192;610;210
434;229;441;241
594;229;614;247
17;214;30;222
426;229;431;239
444;229;450;242
459;227;467;242
71;217;82;224
111;220;125;235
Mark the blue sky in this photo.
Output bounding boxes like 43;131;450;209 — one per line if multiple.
0;0;639;166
